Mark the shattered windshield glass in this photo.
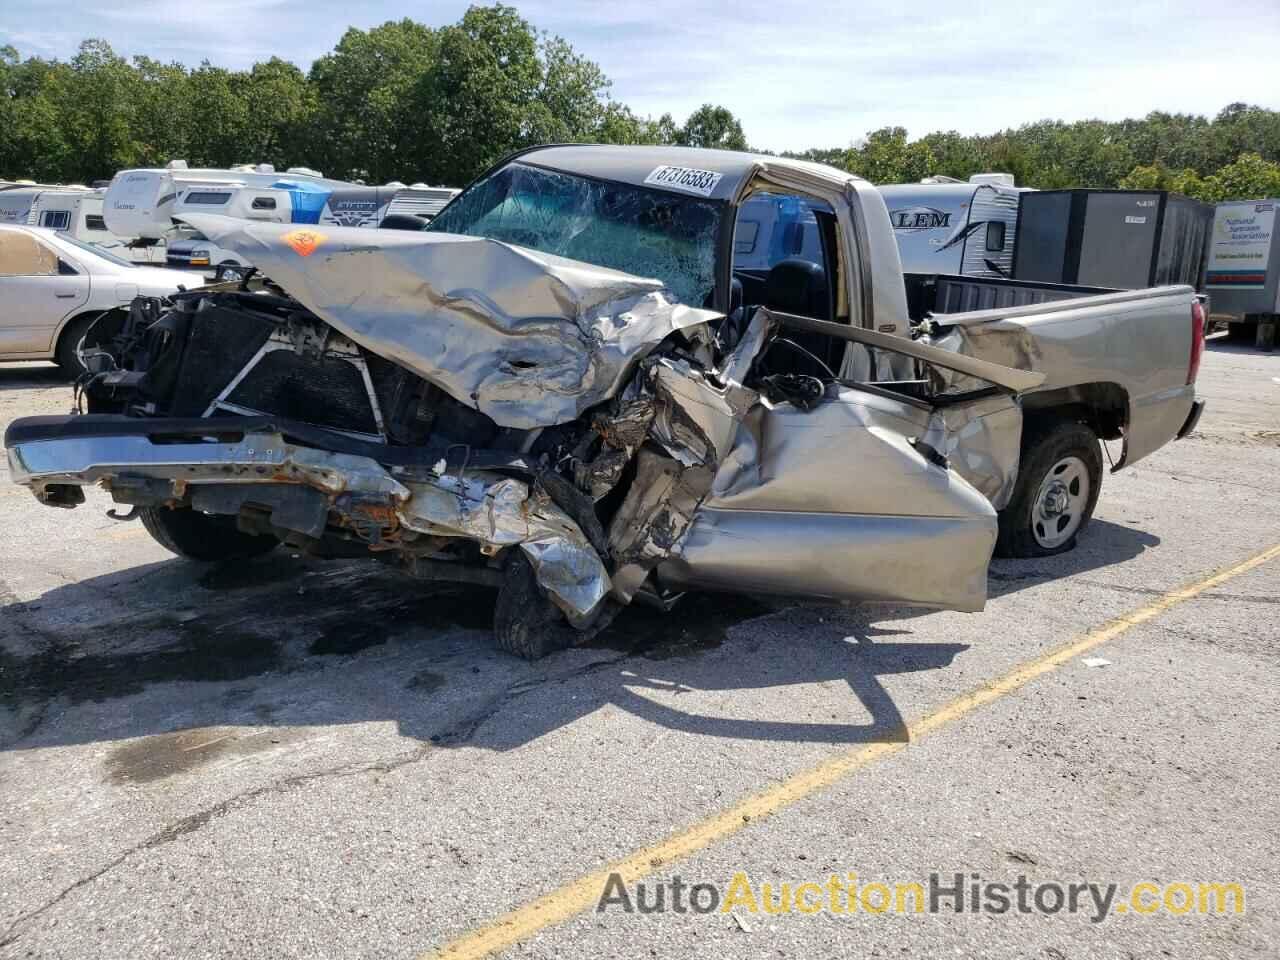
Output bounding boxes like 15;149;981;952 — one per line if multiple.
428;162;722;307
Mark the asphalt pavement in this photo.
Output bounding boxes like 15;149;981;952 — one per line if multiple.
0;336;1277;959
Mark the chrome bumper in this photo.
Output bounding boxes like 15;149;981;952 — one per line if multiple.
4;418;609;623
7;431;409;502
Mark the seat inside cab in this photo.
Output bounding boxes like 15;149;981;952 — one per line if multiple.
730;192;844;379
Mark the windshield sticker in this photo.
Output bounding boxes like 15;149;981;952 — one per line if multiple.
643;165;723;198
282;228;327;257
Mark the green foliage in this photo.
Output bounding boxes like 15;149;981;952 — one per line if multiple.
2;10;1279;201
678;104;747;151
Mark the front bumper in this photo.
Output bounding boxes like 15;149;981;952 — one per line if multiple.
5;414;610;624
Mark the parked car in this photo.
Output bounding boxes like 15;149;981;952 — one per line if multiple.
0;224;205;375
4;146;1204;657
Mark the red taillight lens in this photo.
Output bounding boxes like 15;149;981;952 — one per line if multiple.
1188;300;1205;385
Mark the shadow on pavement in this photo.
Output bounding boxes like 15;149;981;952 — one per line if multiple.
987;518;1159;598
1204;333;1277;356
0;364;67;392
0;515;1159;764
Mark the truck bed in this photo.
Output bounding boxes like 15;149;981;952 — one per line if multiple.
905;273;1113;322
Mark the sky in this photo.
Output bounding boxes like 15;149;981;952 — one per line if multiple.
4;0;1280;153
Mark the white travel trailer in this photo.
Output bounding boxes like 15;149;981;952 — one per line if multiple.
0;184;167;264
0;185;108;241
104;161;459;277
877;173;1027;278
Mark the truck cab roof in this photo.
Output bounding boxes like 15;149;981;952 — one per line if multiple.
514;144;865;204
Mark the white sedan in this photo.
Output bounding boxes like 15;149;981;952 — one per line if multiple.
0;225;206;375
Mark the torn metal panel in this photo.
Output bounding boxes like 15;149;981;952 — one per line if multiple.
607;449;713;603
603;349;763;600
179;214;719;430
396;472;610;625
920;396;1024;509
922;322;1044;396
667;383;999;612
647;358;755;467
572;396;656;500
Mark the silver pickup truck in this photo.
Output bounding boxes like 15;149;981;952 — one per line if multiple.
4;145;1205;657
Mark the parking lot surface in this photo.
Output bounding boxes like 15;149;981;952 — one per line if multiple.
1;338;1277;959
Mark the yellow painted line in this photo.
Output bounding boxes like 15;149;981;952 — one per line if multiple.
424;542;1280;960
103;525;147;541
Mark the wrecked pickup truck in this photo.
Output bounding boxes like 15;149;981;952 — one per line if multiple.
4;145;1206;657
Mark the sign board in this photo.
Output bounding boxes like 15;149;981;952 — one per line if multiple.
1207;201;1275;289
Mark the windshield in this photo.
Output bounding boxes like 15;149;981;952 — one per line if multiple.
56;234;137;268
428;162;722;307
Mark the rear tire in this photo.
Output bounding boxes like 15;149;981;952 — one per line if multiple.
493;552;579;660
140;506;279;561
996;420;1103;558
54;313;100;378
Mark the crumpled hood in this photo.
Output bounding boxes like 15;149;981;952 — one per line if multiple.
179;214;718;430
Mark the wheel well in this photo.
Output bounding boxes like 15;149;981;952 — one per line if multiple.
1022;382;1128;441
55;307;125;355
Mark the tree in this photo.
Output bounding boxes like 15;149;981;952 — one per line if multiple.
130;56;192;167
780;147;852;169
677;104;747;151
412;5;546;184
1200;153;1280;202
183;63;250;167
58;40;141;181
531;34;610;143
8;14;1280;198
240;58;318;171
917;130;990;180
308;19;437;181
849;127;935;183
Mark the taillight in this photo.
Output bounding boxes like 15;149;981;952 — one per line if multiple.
1188;300;1205;385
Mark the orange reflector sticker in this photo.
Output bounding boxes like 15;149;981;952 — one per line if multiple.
282;228;327;257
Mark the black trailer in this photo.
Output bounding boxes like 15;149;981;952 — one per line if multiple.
1012;189;1213;291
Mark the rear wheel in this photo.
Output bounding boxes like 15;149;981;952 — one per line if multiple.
55;313;100;378
996;420;1103;558
493;551;579;660
140;506;279;561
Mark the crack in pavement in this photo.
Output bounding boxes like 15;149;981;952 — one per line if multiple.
0;648;635;948
1076;579;1280;604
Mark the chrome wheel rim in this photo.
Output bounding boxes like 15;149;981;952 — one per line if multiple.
1031;455;1090;549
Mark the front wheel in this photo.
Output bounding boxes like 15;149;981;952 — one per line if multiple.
493;552;580;660
996;420;1103;558
140;506;279;561
215;261;246;282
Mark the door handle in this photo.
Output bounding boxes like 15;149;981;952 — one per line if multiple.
55;292;78;299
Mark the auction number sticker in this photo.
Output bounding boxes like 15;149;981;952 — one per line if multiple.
282;228;328;257
644;165;723;197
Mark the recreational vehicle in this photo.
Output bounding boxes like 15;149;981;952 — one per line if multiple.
877;174;1025;278
0;184;167;264
0;185;108;242
104;161;460;277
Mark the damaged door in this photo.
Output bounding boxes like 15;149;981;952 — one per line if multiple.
656;310;1037;613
